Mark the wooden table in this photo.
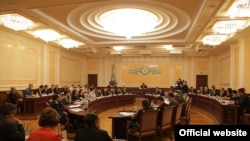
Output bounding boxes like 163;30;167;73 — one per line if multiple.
23;94;53;114
188;94;239;125
88;94;136;114
108;112;135;139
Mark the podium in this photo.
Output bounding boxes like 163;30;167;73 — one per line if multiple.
139;88;147;97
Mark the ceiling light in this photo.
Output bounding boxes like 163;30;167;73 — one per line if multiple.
58;38;84;49
98;8;159;39
0;13;34;31
227;0;250;18
113;46;124;51
202;35;228;46
30;29;62;42
213;20;246;34
164;45;173;50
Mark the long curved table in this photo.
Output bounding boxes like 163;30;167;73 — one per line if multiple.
23;94;53;114
188;94;239;125
66;94;136;116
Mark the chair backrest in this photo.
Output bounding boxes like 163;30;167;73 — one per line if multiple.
161;106;175;128
185;98;192;115
175;103;184;124
184;95;190;103
139;110;159;133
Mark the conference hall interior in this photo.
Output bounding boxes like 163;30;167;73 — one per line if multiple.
0;0;250;141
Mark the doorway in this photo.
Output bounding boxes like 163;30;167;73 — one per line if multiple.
88;74;97;87
196;75;208;89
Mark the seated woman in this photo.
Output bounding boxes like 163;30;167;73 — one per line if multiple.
28;107;61;141
74;113;113;141
128;99;154;133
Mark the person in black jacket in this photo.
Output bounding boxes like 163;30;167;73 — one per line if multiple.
156;96;168;125
8;87;24;113
128;99;154;133
234;88;250;121
0;103;25;141
75;113;113;141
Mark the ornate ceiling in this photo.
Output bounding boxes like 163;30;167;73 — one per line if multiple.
0;0;249;57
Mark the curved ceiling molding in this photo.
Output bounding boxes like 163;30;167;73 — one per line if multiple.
67;0;191;40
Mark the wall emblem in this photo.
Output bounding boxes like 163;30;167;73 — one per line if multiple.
128;67;162;75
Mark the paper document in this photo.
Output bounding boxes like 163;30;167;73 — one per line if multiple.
70;108;83;112
119;112;134;116
68;104;81;108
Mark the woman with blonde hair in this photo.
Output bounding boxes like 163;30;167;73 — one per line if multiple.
28;107;61;141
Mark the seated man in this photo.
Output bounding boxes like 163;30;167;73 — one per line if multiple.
140;83;147;90
50;94;68;124
34;85;44;96
234;88;250;121
23;84;33;97
0;103;25;141
61;90;73;105
75;113;113;141
51;94;82;130
8;87;24;113
156;96;168;125
128;99;154;133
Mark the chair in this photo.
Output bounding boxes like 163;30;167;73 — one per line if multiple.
172;103;184;130
184;95;190;103
45;99;53;107
127;110;159;141
241;107;250;123
157;106;175;141
181;98;192;125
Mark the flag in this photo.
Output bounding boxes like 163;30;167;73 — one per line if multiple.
109;64;116;85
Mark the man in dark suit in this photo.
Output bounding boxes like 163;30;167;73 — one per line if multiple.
188;86;197;94
8;87;24;113
75;113;113;141
140;82;147;89
50;94;68;124
156;96;168;125
234;88;250;121
35;85;44;96
0;103;25;141
210;85;219;96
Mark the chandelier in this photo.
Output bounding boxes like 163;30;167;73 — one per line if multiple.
30;29;62;42
98;8;159;39
0;13;34;31
213;20;246;34
227;0;250;18
58;38;84;49
202;35;228;46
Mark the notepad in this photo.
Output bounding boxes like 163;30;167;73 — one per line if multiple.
70;108;83;112
68;104;81;108
119;112;134;116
